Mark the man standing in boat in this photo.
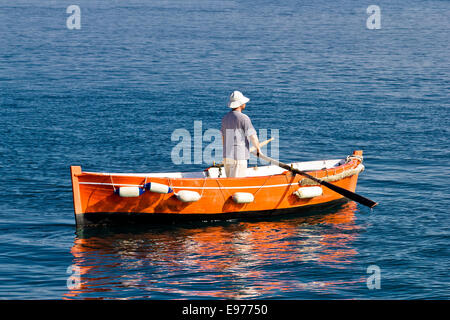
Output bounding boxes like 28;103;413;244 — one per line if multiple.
221;91;261;178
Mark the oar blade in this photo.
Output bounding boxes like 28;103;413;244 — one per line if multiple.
319;180;378;208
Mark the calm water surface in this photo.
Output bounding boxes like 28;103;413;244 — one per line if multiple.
0;0;449;299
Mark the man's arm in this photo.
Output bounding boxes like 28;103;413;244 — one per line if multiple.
249;134;261;156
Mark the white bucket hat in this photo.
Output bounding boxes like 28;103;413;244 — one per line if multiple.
227;91;250;109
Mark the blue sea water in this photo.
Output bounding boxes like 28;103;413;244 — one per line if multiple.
0;0;449;299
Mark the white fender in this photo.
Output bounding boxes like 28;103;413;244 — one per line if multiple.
293;186;323;199
145;182;173;194
117;187;144;197
232;192;254;204
176;190;201;202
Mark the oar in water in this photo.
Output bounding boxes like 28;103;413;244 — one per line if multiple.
252;151;378;208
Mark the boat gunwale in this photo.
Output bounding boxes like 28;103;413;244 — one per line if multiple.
75;158;358;181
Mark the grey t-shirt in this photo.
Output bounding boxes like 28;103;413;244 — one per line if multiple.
221;110;257;160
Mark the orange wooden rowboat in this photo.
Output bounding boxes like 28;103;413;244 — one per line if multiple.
70;150;365;226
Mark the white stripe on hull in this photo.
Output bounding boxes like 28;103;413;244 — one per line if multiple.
79;181;297;190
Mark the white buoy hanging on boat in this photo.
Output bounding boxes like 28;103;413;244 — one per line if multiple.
116;187;145;197
232;192;254;204
293;186;323;199
176;190;201;202
144;182;173;194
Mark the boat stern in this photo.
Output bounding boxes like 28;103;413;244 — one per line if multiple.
70;166;86;226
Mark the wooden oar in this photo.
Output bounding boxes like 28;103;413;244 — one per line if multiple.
252;151;378;208
250;137;274;154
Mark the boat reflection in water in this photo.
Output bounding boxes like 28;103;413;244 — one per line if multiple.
64;201;364;299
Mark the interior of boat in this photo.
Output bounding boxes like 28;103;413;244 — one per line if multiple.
91;159;347;179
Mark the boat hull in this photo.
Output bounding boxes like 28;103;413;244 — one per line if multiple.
80;198;349;225
70;151;364;226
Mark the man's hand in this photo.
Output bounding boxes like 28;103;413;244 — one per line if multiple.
256;146;261;157
249;134;261;157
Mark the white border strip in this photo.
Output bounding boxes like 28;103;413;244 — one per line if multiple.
79;181;298;190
